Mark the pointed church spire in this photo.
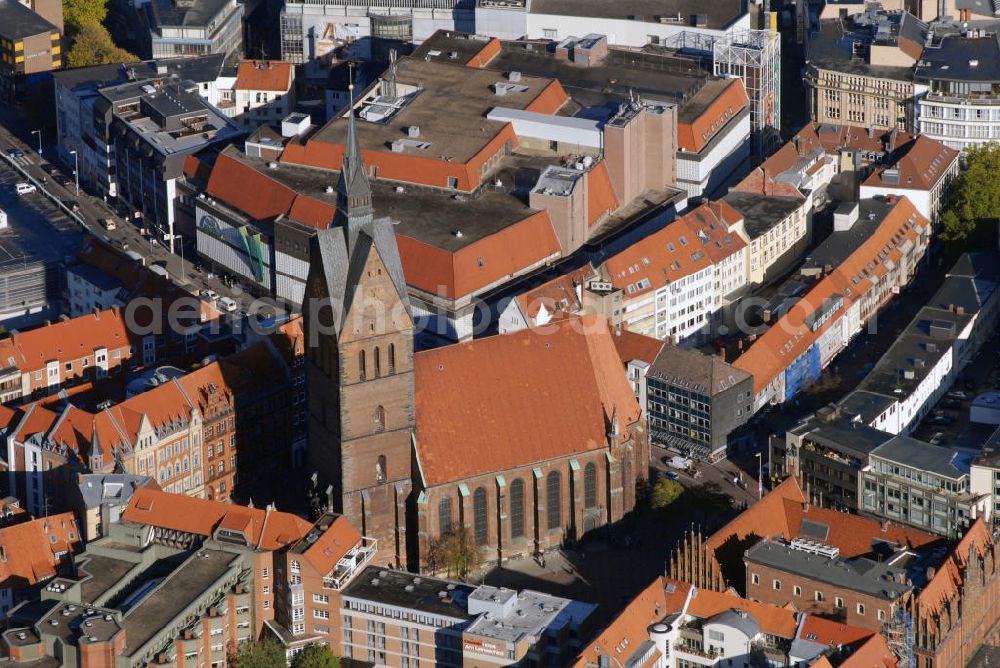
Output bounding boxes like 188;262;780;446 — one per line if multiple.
337;62;374;250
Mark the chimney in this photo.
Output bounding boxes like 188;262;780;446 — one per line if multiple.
763;309;772;323
718;346;726;362
957;306;965;316
803;503;810;513
927;566;937;580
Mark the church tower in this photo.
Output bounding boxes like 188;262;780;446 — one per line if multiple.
305;68;415;568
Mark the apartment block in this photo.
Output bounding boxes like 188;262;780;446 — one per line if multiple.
339;567;596;667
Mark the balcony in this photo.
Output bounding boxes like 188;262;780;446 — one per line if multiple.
923;92;1000;107
323;537;377;590
673;642;719;660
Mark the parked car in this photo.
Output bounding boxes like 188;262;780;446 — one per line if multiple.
664;471;680;481
943;398;963;409
54;174;72;187
929;415;954;426
63;200;80;212
100;218;116;231
216;296;238;313
930;432;946;446
947;390;968;400
199;289;219;301
112;238;129;251
41;164;59;175
7;149;23;159
15;182;36;195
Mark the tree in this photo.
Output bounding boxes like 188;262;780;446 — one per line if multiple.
291;645;340;668
650;478;684;511
940;143;1000;242
63;0;108;34
426;527;483;580
234;638;286;668
65;21;138;69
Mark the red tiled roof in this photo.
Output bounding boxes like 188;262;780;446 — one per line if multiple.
206;151;297;221
292;515;363;576
524;79;570;114
798;615;876;648
733;197;927;393
465;37;502;68
513;264;595;323
603;202;746;299
677;78;749;153
572;577;672;668
863;135;959;191
836;633;897;668
611;327;664;366
586;160;619;226
919;518;992;617
397;210;561;300
235;60;294;92
414;316;641;486
0;513;82;588
708;477;939;570
10;309;130;368
123;488;314;550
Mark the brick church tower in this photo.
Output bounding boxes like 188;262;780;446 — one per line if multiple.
305;75;415;568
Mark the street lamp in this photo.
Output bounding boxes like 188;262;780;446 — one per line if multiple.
30;129;41;155
69;149;79;195
756;452;763;499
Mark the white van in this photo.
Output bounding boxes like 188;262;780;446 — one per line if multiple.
216;296;238;313
15;183;36;196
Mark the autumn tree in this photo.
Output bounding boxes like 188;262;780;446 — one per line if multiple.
63;0;109;34
291;645;339;668
940;143;1000;243
650;478;684;511
233;638;286;668
65;21;139;69
426;527;483;580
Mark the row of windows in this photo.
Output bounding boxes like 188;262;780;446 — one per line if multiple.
752;574;886;619
438;464;602;544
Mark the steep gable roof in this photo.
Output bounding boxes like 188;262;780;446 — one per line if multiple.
414;315;640;486
0;513;82;589
234;60;294;92
918;518;993;617
123;488;313;550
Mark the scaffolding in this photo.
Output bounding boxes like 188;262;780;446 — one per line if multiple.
884;606;914;668
713;29;781;159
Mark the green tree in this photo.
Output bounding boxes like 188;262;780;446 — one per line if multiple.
291;645;340;668
63;0;108;34
940;143;1000;242
427;527;483;580
650;478;684;511
234;638;286;668
65;21;138;69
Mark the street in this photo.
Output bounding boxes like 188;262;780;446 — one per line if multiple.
0;122;282;320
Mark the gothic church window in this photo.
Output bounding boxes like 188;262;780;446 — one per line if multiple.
376;455;387;484
547;471;561;530
510;479;525;539
473;487;488;546
439;497;452;535
584;462;597;509
359;350;366;381
374;406;385;433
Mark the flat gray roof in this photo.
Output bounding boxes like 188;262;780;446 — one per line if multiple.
722;191;804;239
528;0;744;30
745;540;911;599
79;554;136;603
0;0;58;39
871;435;973;479
123;549;238;655
808;18;916;81
342;566;475;621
